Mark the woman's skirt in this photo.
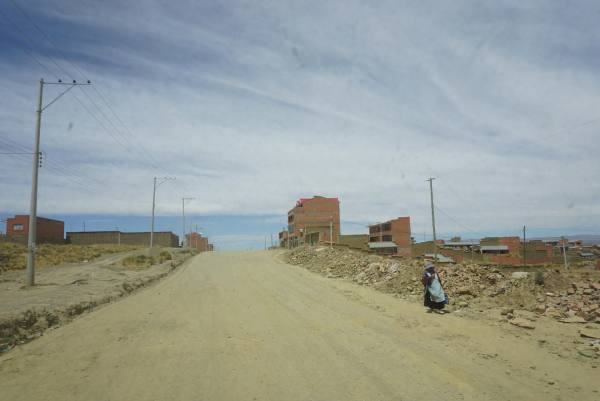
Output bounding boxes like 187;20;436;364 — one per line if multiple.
424;289;445;310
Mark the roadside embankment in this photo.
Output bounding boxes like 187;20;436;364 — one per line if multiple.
0;243;141;273
0;248;195;353
285;246;600;361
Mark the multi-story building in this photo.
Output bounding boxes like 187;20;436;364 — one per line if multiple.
5;215;64;244
287;196;340;247
480;236;521;255
278;230;289;248
186;232;210;252
368;217;411;256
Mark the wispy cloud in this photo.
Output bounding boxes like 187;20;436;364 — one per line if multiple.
0;0;599;242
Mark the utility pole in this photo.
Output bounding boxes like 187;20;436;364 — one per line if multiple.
181;197;194;248
26;78;91;286
264;236;267;250
270;233;273;248
561;236;569;270
329;216;333;249
427;177;437;266
150;176;175;248
83;221;86;232
522;225;526;267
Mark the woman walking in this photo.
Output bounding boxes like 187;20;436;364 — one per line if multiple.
422;262;447;313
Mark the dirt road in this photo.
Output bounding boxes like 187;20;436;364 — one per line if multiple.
1;251;597;401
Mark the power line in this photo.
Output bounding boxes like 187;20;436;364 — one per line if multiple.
433;204;481;237
0;137;94;190
6;0;165;171
1;5;153;170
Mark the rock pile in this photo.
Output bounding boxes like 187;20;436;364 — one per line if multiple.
286;246;600;324
542;280;600;322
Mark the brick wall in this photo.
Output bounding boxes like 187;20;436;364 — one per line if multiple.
338;234;368;250
186;232;209;251
369;217;411;256
67;231;178;247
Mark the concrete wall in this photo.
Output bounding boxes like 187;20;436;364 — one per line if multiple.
66;231;120;245
338;234;368;250
5;215;64;244
66;231;178;247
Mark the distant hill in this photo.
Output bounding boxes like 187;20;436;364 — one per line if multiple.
531;235;600;246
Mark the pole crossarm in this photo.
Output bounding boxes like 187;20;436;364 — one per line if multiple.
41;81;92;112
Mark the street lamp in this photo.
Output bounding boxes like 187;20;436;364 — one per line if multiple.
26;78;91;286
181;197;195;247
150;176;175;248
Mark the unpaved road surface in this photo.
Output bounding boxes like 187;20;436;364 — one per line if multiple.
1;251;598;401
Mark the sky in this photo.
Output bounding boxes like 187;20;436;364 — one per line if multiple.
1;0;599;249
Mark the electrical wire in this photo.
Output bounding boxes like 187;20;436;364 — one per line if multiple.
6;0;165;171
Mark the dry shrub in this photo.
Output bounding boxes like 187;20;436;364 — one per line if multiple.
122;255;155;268
158;251;172;263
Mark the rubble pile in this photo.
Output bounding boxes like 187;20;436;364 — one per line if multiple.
286;246;600;324
541;280;600;322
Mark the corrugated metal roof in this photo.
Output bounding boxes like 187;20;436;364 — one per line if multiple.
424;254;455;263
445;241;480;246
368;241;398;249
480;245;509;251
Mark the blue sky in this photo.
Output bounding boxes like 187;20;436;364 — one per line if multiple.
1;1;599;249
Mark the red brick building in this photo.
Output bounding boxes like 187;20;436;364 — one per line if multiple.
5;215;64;244
368;217;412;256
287;196;340;247
186;232;210;252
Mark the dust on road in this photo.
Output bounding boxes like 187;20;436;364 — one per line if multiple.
0;251;597;401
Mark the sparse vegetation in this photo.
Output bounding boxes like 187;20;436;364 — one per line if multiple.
122;255;155;268
534;271;545;285
0;243;140;273
158;251;172;263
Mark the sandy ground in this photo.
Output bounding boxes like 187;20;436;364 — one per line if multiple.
0;248;191;349
0;250;598;401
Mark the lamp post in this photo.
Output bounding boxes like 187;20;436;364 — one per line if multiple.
181;197;195;247
150;176;175;248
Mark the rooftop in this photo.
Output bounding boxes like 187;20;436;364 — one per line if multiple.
368;241;398;249
480;245;509;251
296;196;339;207
444;241;480;246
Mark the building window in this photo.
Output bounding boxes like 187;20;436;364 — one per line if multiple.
12;224;24;231
382;235;393;242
